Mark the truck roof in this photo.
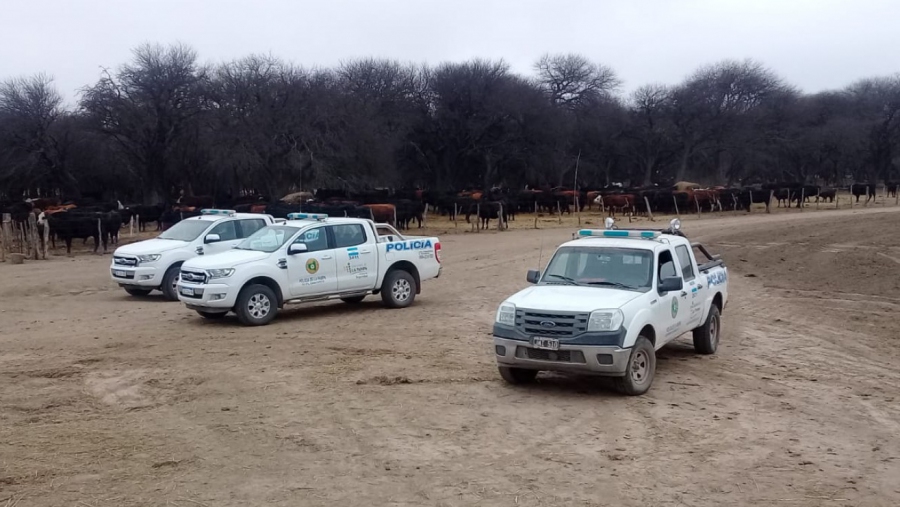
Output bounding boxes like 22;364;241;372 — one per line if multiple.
283;216;371;227
561;229;692;251
187;212;272;222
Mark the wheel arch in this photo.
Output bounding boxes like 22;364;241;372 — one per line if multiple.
242;276;285;307
385;260;421;294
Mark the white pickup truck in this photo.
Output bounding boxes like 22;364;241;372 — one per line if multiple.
110;209;278;300
176;213;442;325
492;218;728;395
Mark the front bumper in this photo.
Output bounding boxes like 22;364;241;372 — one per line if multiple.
176;282;238;309
110;266;161;287
493;337;632;376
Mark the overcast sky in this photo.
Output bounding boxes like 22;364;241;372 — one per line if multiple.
3;0;898;104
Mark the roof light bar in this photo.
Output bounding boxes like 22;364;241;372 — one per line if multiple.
578;229;660;239
286;212;328;221
200;209;236;216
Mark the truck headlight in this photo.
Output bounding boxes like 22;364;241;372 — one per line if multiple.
588;309;624;331
137;254;161;263
495;303;516;326
206;268;235;279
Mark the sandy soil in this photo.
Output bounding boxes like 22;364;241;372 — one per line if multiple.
2;205;899;506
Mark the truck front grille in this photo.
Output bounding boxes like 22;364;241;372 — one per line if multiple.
180;270;207;284
515;347;586;363
113;256;137;266
515;310;589;338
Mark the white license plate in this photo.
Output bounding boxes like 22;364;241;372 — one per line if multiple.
180;287;194;296
113;270;127;277
531;337;560;351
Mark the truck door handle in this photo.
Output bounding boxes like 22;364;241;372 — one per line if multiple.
321;255;333;260
680;291;687;297
696;284;703;289
359;249;372;254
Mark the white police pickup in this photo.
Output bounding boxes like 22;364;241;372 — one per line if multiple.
175;213;442;325
110;209;277;300
492;218;728;395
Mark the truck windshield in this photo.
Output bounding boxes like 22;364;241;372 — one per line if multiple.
541;246;653;291
157;220;212;242
234;226;300;253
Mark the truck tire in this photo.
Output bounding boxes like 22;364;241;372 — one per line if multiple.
381;269;416;308
235;284;278;326
197;310;227;320
124;288;152;297
613;336;655;396
340;296;366;304
692;304;721;355
160;266;180;301
498;366;538;384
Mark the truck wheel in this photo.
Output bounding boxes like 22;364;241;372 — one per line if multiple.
498;366;538;384
613;336;655;396
340;296;366;304
160;266;180;301
692;304;721;355
197;310;227;320
381;270;416;308
235;284;278;326
124;288;152;297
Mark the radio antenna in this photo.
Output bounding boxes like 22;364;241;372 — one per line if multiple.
537;231;545;271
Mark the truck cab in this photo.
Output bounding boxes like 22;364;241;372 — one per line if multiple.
110;209;276;300
176;213;441;326
493;218;728;395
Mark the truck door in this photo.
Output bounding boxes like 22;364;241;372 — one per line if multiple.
655;247;689;345
330;223;377;292
203;219;243;255
286;226;338;297
674;244;704;329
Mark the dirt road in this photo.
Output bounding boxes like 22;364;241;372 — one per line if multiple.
2;207;899;506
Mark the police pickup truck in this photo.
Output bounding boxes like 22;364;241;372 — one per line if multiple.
110;209;278;300
492;218;728;395
176;213;442;325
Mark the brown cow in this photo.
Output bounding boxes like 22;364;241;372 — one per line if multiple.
598;194;635;217
362;204;397;225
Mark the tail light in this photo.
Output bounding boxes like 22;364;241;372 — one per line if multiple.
435;242;441;263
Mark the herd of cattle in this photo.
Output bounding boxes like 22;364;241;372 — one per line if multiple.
1;181;898;255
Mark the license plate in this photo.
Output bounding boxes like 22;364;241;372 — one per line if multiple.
113;270;127;277
180;287;194;296
531;337;560;351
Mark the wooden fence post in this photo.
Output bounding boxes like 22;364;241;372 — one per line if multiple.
575;195;581;226
557;201;562;225
643;196;654;221
800;188;805;212
767;191;774;214
694;195;701;218
850;185;854;208
42;220;50;259
672;195;680;218
27;213;38;259
497;203;505;231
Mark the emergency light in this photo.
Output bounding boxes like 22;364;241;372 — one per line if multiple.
286;213;328;221
200;209;236;216
578;229;660;239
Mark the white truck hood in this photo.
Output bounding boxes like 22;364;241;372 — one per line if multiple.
505;285;644;312
183;249;270;270
114;238;188;256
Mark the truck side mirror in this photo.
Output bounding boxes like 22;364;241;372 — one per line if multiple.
526;269;541;284
288;243;308;255
204;233;221;244
658;276;683;293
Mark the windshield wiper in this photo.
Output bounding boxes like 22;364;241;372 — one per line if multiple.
544;274;580;285
584;281;638;290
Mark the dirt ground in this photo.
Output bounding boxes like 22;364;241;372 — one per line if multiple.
2;204;900;507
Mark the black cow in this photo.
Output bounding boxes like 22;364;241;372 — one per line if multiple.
466;201;508;230
885;182;898;198
851;183;876;203
817;188;836;203
47;211;104;255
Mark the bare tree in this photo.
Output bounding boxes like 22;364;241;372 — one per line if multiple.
534;53;620;109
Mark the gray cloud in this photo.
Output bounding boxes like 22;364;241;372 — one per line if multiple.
3;0;898;103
